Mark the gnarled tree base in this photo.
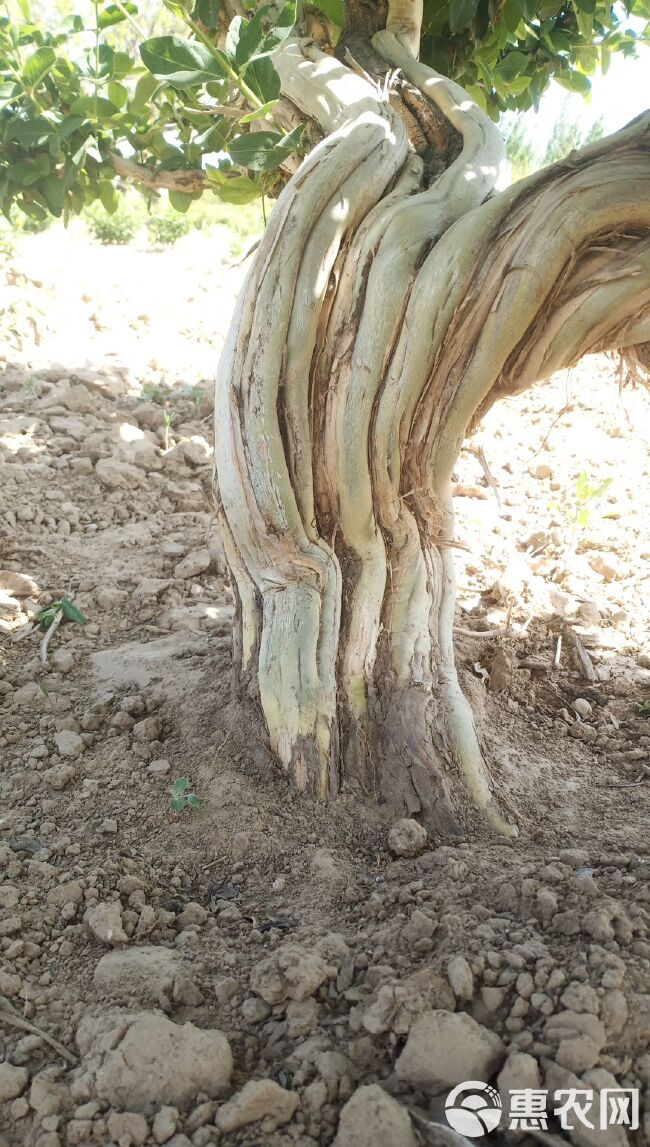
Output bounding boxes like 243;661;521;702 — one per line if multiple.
214;13;650;836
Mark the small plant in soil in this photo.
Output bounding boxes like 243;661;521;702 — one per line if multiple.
571;471;614;530
36;597;86;631
141;382;166;404
169;777;205;814
163;409;176;451
35;597;86;665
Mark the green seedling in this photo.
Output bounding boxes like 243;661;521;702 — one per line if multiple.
169;777;205;814
141;382;165;403
35;597;86;666
163;409;176;451
36;597;86;630
572;471;614;530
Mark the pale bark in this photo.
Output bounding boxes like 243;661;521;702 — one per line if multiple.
214;2;650;835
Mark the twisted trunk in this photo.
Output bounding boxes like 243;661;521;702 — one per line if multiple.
214;4;650;836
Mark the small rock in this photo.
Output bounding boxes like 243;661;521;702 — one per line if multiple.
560;983;600;1015
51;649;74;674
215;1079;298;1132
0;570;38;597
497;1052;541;1100
396;1009;505;1090
286;998;320;1038
250;942;331;1004
53;730;85;759
0;1062;29;1102
132;716;161;743
174;549;211;580
98;818;118;835
387;818;427;858
177;902;207;928
106;1112;149;1146
333;1084;417;1147
94;947;189;1003
43;763;77;790
447;955;474;1001
556;1035;601;1074
241;997;271;1024
47;880;84;908
152;1106;178;1144
148;759;170;775
533;464;552;479
76;1011;232;1112
84;901;128;946
488;646;516;692
573;697;593;718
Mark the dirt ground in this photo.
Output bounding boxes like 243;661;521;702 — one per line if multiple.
1;225;649;1147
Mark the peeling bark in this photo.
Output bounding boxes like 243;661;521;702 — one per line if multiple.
214;5;650;836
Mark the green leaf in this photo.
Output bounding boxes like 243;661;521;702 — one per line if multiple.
36;606;59;630
228;129;281;170
140;36;228;89
310;0;344;26
169;189;193;211
194;0;221;28
186;793;205;809
99;182;119;213
513;0;539;15
495;50;529;80
170;797;186;812
171;777;190;796
132;71;160;110
107;80;128;108
98;3;139;30
505;75;532;94
7;116;55;147
209;173;262;203
449;0;479;33
225;15;244;59
555;69;591;93
239;99;278;123
465;83;487;110
69;95;120;117
243;56;281;103
22;45;56;88
59;597;87;624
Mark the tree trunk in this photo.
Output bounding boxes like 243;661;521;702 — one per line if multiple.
214;9;650;837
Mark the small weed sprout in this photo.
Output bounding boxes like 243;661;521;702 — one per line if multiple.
141;382;166;403
36;597;86;631
572;471;614;530
163;409;176;451
35;597;86;665
169;777;205;814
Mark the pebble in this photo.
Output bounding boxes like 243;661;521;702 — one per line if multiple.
387;818;427;858
84;900;128;946
250;942;331;1004
333;1084;416;1147
215;1079;298;1132
53;730;85;758
0;1062;29;1102
447;954;474;1000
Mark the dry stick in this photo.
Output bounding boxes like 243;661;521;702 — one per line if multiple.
0;1005;78;1064
39;607;63;666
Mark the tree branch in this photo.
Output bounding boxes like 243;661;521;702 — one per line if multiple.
109;152;208;193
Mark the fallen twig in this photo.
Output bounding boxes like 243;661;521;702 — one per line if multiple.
0;1005;78;1064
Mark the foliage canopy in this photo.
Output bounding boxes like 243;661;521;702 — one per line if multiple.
1;0;647;224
